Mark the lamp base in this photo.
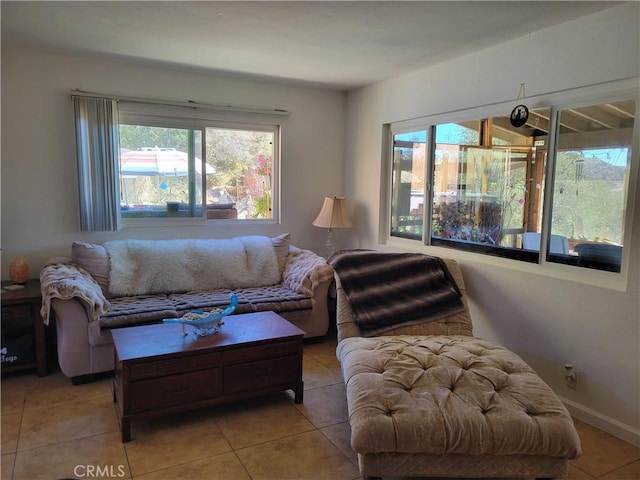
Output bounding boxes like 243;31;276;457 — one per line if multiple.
322;229;335;258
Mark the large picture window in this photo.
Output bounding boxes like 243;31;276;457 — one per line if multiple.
388;96;637;275
118;117;279;222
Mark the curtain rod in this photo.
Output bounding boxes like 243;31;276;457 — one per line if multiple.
70;89;291;116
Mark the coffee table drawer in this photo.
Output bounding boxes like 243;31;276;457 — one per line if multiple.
224;355;301;395
130;351;222;380
222;340;300;364
130;368;222;412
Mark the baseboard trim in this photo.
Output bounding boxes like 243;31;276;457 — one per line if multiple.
559;395;640;447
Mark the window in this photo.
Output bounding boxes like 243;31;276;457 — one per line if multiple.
118;119;278;221
547;100;635;272
390;131;426;239
388;95;637;275
429;110;551;262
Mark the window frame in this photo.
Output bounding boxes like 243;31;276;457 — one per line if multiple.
381;81;639;291
118;104;281;227
389;131;428;241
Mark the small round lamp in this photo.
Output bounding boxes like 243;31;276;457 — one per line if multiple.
9;257;30;284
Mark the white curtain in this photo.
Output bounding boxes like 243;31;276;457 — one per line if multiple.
73;95;121;231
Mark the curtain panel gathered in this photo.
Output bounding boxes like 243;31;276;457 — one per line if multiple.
72;95;121;232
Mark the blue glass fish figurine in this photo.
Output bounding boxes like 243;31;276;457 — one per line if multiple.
163;293;238;337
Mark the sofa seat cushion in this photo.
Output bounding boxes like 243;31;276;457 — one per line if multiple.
170;286;310;316
169;290;253;316
234;285;312;312
100;295;178;329
99;286;312;329
337;335;581;459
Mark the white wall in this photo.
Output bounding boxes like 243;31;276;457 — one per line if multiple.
1;46;346;273
344;3;640;443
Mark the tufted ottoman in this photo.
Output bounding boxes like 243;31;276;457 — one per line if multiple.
337;335;581;478
331;251;581;479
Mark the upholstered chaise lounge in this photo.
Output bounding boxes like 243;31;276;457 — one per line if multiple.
332;250;581;479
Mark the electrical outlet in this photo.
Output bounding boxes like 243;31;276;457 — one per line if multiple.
564;364;578;389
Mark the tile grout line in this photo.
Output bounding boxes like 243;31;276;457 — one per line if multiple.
9;401;25;480
316;423;360;470
593;458;640;479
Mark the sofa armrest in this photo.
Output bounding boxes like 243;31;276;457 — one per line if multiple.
282;249;334;296
40;262;109;326
282;248;334;338
51;297;111;379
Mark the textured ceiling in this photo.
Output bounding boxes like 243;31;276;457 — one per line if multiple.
1;1;622;90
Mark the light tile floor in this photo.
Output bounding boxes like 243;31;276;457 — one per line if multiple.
1;331;638;480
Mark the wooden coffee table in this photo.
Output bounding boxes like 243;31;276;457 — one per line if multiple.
112;311;305;442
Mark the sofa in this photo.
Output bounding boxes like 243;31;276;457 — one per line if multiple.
40;234;334;384
331;250;581;479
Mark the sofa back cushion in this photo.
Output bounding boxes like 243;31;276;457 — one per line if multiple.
105;236;281;296
71;242;110;297
72;234;291;298
271;232;291;273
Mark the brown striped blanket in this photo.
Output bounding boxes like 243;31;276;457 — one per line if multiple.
329;250;464;335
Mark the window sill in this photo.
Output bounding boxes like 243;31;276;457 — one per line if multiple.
383;236;629;293
121;217;278;228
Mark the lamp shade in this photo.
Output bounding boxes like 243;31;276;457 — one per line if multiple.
312;197;353;229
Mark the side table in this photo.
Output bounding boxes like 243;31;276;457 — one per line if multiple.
1;279;48;376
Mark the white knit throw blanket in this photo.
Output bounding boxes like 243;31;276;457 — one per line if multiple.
283;249;335;296
40;262;109;325
104;236;280;297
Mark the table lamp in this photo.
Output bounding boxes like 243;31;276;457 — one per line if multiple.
312;196;352;256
